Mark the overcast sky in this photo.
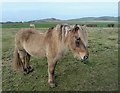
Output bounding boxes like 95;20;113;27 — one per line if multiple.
2;2;118;22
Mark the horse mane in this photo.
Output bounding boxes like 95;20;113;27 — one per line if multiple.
55;24;71;41
45;24;63;40
45;24;72;44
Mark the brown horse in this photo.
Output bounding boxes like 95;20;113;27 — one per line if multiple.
13;24;89;88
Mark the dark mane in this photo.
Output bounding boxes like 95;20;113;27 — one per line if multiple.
58;24;71;40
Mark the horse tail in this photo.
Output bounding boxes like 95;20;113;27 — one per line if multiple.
12;47;23;71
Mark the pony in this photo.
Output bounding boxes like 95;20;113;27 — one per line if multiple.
13;24;89;88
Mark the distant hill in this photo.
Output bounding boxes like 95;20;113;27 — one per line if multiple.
68;17;96;21
1;16;118;24
41;18;61;21
94;16;118;21
68;16;118;21
29;16;117;23
27;18;61;23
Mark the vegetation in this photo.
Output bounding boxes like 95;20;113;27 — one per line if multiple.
2;26;118;91
1;21;118;28
1;16;118;28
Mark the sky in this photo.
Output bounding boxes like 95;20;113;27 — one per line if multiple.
1;2;118;22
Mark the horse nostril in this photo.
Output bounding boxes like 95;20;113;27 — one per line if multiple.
84;56;88;60
81;56;89;64
80;55;88;61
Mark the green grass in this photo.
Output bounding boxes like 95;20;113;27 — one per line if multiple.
2;22;57;28
2;21;118;28
2;27;118;91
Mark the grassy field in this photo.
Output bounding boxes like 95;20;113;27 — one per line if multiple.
2;21;118;28
2;27;118;91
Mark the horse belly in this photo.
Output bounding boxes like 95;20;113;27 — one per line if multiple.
29;48;46;57
24;42;46;57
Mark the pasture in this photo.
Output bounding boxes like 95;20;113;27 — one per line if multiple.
2;25;118;91
2;21;118;28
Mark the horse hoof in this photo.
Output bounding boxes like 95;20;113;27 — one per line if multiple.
26;71;30;74
29;68;34;73
23;72;28;75
49;83;56;88
23;69;28;75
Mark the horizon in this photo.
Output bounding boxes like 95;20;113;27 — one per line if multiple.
1;16;118;23
2;2;118;22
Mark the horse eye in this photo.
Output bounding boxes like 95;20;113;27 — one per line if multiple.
75;38;80;47
76;37;80;40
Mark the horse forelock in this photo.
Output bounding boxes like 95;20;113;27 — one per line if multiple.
77;25;88;47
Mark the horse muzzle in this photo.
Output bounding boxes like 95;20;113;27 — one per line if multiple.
80;55;89;64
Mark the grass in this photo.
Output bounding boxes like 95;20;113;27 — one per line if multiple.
2;27;118;91
2;21;118;28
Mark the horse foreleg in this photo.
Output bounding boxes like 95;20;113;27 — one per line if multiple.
48;59;57;88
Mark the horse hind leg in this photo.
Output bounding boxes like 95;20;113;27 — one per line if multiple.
18;50;27;74
25;53;34;74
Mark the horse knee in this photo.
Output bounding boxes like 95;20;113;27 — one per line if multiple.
48;64;55;74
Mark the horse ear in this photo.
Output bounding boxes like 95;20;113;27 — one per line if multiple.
75;24;78;27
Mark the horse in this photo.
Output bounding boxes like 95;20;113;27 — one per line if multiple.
30;23;35;28
13;24;89;88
